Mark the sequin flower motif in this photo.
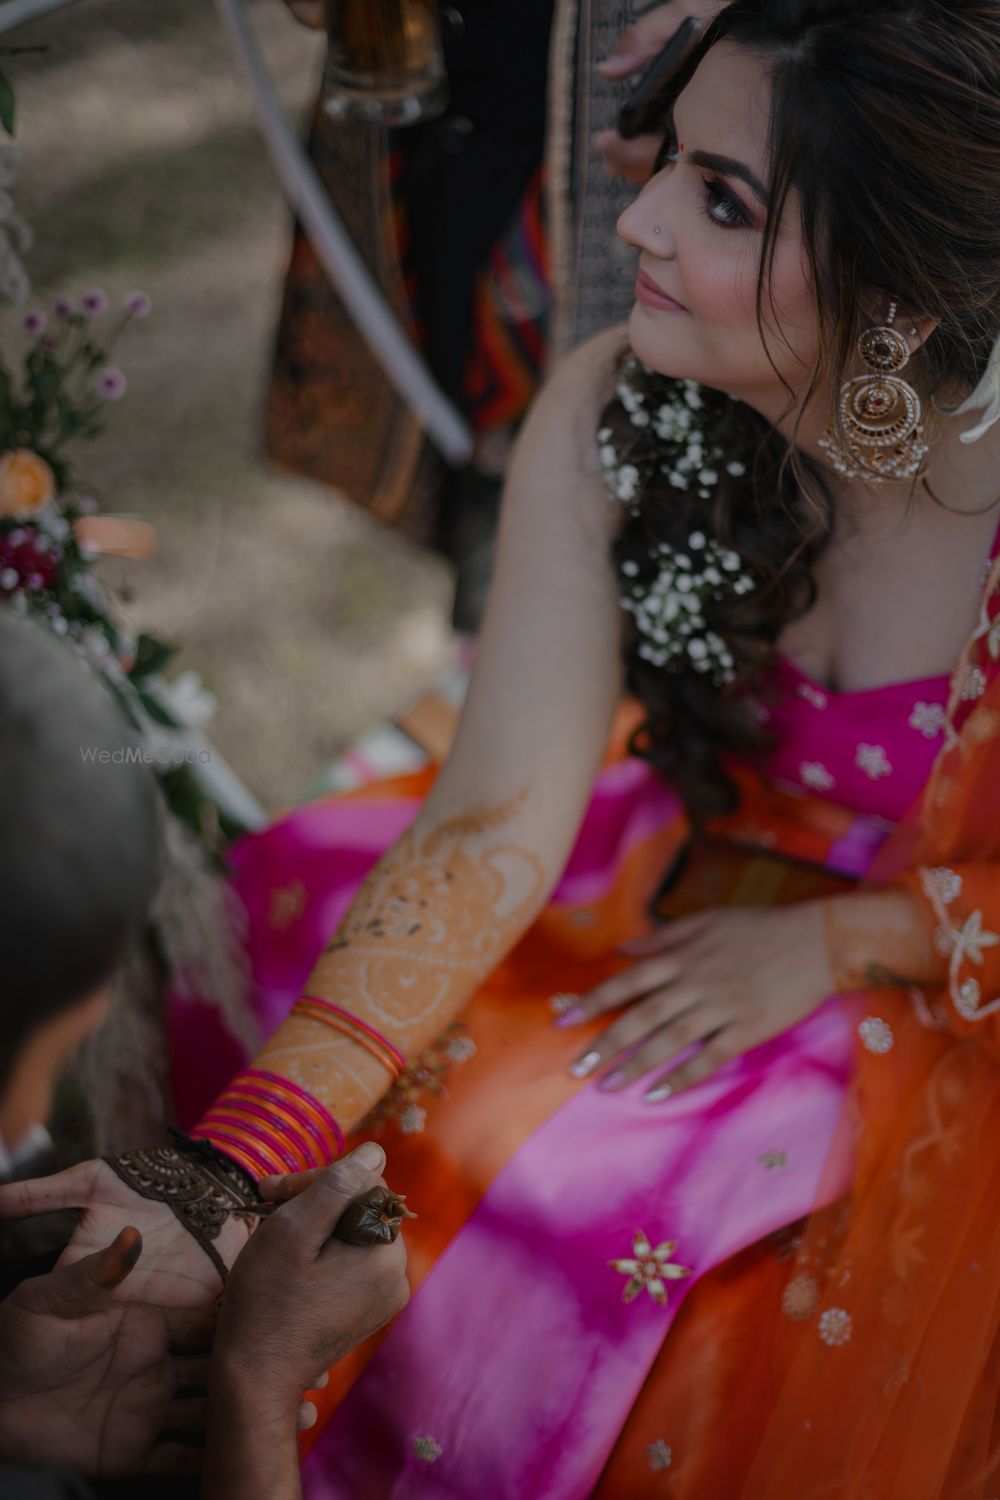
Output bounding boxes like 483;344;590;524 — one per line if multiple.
610;1231;693;1305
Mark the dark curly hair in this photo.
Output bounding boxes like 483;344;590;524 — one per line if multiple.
604;0;1000;820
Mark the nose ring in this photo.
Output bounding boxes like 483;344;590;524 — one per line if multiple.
653;225;662;234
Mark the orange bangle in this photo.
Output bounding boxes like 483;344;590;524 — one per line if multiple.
293;1000;403;1080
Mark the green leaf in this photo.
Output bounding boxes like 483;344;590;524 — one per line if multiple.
130;631;176;679
0;68;16;137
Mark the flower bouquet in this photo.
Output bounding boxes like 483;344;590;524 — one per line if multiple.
0;289;263;855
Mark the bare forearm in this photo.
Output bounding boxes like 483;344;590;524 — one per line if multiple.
203;1363;301;1500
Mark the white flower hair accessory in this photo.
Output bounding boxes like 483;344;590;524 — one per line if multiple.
620;533;755;685
600;357;759;687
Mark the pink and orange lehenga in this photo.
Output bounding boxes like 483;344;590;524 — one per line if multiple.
173;538;1000;1497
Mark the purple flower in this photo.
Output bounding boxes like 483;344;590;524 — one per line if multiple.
95;365;127;401
124;290;152;319
53;295;73;319
81;289;107;316
21;309;46;335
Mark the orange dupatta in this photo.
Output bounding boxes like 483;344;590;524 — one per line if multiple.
740;557;1000;1495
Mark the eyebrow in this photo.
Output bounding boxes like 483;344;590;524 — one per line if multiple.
686;150;769;207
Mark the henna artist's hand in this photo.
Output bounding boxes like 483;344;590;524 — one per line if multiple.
0;1226;216;1477
558;902;835;1098
593;2;725;184
216;1143;409;1397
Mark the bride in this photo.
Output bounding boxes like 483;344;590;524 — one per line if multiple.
8;0;1000;1493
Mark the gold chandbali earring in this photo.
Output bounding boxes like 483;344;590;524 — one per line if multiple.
818;302;929;482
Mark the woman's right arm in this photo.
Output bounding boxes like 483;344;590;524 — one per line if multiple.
201;326;632;1161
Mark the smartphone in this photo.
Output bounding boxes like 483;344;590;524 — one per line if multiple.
616;16;702;140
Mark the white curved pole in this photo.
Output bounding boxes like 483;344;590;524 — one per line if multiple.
214;0;473;466
0;0;84;35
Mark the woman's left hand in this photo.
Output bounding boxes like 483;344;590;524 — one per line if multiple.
558;901;835;1099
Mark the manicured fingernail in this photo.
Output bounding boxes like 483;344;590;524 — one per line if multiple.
599;1069;628;1092
570;1050;602;1079
555;1006;586;1028
644;1083;672;1103
354;1141;386;1171
549;992;578;1014
298;1402;318;1431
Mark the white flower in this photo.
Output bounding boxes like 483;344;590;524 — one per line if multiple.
855;743;892;779
858;1016;894;1054
411;1435;442;1464
446;1035;477;1063
797;682;828;711
923;866;963;906
909;701;946;738
799;761;835;792
818;1308;853;1346
952;910;1000;967
157;670;217;729
688;530;706;549
647;1440;673;1471
609;1230;692;1305
398;1104;427;1135
962;665;987;701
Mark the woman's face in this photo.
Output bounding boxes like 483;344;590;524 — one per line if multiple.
617;41;822;430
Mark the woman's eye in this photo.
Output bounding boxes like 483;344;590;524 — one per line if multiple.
703;178;749;229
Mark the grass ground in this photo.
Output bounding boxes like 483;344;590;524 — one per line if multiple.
5;0;456;809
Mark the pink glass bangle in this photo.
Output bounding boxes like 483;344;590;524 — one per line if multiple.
197;1109;296;1175
300;994;406;1073
192;1122;279;1181
216;1095;314;1171
242;1068;345;1157
226;1081;329;1169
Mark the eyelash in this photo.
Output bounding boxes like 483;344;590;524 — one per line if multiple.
652;134;752;231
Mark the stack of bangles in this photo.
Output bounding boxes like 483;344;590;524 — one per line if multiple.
192;999;405;1182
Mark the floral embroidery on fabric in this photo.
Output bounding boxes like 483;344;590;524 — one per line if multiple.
759;1148;789;1170
609;1231;692;1305
647;1440;673;1471
799;761;835;792
961;664;988;701
360;1022;477;1137
397;1104;427;1135
796;681;828;711
411;1435;442;1464
855;743;892;779
858;1016;894;1054
782;1273;820;1320
923;866;963;905
908;701;946;738
268;879;308;932
818;1307;853;1346
953;910;1000;967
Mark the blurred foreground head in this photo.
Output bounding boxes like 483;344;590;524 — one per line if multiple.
0;613;162;1162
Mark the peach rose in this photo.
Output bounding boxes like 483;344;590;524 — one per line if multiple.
0;449;56;518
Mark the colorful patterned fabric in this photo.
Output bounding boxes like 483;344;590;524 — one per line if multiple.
169;636;954;1495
